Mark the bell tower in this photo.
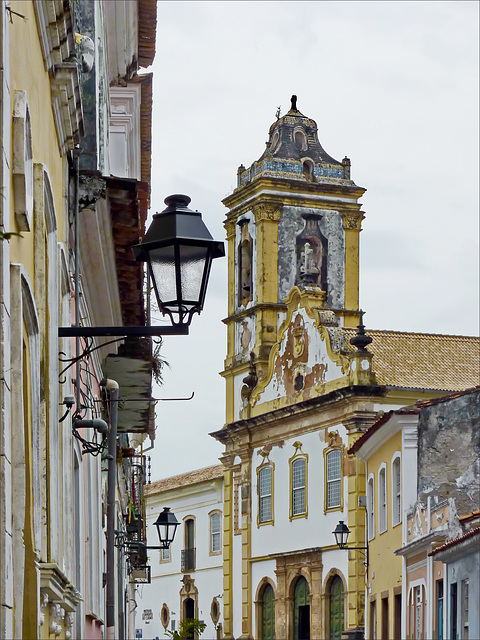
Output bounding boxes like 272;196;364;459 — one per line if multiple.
222;97;366;423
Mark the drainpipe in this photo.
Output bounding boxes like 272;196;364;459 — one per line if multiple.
102;377;119;640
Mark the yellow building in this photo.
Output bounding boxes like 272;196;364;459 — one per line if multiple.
211;97;479;640
350;406;421;639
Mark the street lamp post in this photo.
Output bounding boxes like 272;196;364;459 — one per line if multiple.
333;520;369;567
61;194;224;640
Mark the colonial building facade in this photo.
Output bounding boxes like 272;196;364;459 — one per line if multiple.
0;2;158;638
210;97;479;640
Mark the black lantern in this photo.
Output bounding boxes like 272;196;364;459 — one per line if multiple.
333;520;350;548
133;194;225;327
154;507;179;549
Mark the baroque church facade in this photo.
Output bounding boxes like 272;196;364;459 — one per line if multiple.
210;97;478;640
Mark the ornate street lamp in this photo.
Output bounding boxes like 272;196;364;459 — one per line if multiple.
333;520;369;567
132;194;225;329
59;193;224;337
153;507;179;549
333;520;350;548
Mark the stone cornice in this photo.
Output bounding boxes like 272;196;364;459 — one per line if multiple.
210;385;385;445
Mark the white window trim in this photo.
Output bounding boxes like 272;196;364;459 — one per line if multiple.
367;473;375;541
378;463;387;534
391;452;402;528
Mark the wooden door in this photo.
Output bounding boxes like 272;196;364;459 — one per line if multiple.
329;576;344;640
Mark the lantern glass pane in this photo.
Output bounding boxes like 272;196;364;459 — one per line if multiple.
179;244;209;305
148;246;177;304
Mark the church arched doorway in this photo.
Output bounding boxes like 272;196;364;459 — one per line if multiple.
293;576;310;639
183;598;195;638
328;575;344;640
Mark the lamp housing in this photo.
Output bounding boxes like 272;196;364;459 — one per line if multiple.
153;507;179;549
333;520;350;548
132;194;225;327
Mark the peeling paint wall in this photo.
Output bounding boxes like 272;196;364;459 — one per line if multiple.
417;391;480;516
278;206;345;308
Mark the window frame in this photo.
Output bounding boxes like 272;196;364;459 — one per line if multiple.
289;452;308;521
209;510;222;556
378;463;387;534
324;447;343;513
367;473;375;540
257;462;275;526
391;453;402;528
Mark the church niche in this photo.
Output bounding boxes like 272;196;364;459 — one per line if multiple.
296;214;328;292
238;219;253;307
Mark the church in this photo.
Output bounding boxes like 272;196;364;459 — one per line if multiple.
210;96;478;640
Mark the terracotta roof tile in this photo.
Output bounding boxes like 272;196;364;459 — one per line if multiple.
344;329;479;391
429;527;480;556
145;464;224;495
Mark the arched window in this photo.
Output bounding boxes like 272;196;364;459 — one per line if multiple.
209;511;222;554
391;454;401;527
258;465;274;525
379;465;387;533
293;576;310;639
367;474;375;540
182;518;195;572
237;219;253;307
261;583;275;640
325;449;342;510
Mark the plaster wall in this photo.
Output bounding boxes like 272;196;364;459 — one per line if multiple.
8;0;65;248
250;428;348;558
417;392;480;516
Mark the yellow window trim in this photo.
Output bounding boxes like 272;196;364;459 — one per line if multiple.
323;445;344;514
289;450;309;521
256;461;275;527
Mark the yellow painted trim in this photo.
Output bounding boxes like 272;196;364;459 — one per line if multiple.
323;446;344;514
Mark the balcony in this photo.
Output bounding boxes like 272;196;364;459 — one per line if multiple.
181;548;196;572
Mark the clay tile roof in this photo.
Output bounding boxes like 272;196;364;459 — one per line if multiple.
429;527;480;556
344;329;480;392
145;464;224;495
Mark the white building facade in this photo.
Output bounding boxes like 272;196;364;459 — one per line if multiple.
136;466;224;640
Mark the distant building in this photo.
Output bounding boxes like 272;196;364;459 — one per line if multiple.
136;465;224;639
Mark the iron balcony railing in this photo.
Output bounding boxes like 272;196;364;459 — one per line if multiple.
181;548;196;572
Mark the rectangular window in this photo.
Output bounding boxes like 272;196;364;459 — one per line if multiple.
461;579;469;640
436;580;444;640
392;457;401;526
292;458;306;516
326;450;341;509
259;467;272;523
161;546;170;562
367;476;375;540
370;600;377;640
394;593;402;640
415;587;422;640
210;512;221;553
381;596;389;640
379;467;387;532
451;583;458;640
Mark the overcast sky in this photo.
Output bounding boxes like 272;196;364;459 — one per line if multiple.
145;1;479;481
